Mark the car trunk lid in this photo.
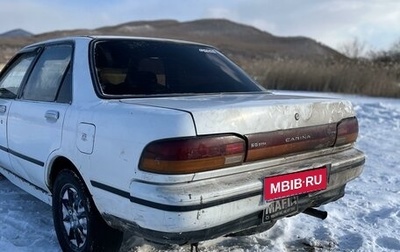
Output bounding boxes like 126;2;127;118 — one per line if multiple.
122;93;355;135
123;92;356;162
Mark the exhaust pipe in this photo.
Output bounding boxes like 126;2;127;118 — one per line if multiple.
303;208;328;220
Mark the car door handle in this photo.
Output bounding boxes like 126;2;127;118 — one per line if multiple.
0;105;6;113
45;110;59;121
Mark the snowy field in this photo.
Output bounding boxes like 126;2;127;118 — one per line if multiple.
0;91;399;252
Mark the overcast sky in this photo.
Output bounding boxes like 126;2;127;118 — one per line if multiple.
1;0;399;52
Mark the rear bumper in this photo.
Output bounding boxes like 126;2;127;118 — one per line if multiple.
106;185;347;245
97;147;364;244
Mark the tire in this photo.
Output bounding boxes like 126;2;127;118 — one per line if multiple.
52;170;123;252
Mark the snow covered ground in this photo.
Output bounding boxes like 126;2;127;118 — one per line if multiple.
1;91;399;252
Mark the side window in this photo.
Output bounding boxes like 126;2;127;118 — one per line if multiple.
0;54;36;99
23;45;72;102
56;65;72;103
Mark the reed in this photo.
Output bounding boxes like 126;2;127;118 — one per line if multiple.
235;57;400;98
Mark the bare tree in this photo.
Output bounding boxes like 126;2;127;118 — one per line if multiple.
390;38;400;53
388;39;400;61
372;38;400;63
339;37;366;59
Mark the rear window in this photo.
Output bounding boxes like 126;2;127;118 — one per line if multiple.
92;39;262;96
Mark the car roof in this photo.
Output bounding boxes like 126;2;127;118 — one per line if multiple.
23;35;212;50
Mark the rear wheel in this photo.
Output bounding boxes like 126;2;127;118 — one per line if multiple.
52;170;123;252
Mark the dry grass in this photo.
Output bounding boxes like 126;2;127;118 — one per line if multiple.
235;58;400;98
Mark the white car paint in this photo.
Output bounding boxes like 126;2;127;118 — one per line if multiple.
0;36;365;247
125;94;355;135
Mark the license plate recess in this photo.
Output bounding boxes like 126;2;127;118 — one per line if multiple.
263;196;298;222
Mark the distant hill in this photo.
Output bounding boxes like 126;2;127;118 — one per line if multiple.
0;19;346;64
0;29;33;38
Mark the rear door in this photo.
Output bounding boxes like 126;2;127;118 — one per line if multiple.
7;44;73;190
0;52;37;171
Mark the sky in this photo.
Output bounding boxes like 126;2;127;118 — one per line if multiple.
1;0;400;53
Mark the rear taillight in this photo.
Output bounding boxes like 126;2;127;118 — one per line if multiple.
335;117;359;146
139;135;245;174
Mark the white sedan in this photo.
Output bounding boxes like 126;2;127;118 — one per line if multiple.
0;36;365;251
